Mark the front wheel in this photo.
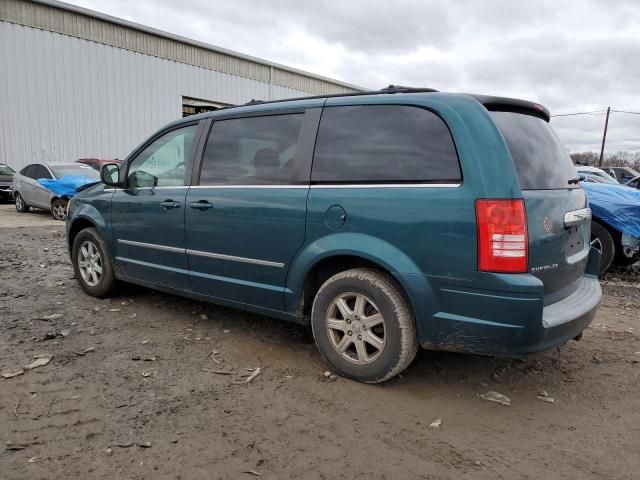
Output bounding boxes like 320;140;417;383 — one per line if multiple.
15;192;30;213
72;227;117;297
51;198;69;221
311;268;418;383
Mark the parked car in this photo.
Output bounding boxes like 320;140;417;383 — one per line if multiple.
583;182;640;273
603;166;640;184
0;163;15;202
624;175;640;190
13;162;100;220
66;88;602;383
576;166;619;184
579;172;615;184
76;158;124;171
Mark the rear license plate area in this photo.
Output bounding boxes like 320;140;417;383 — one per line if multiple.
565;226;584;257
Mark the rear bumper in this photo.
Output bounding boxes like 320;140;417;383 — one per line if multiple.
417;246;602;356
513;275;601;354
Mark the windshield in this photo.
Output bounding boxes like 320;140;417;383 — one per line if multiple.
491;112;578;190
50;165;100;179
0;164;15;175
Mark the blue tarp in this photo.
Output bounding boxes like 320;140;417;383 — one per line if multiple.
582;183;640;238
37;175;99;198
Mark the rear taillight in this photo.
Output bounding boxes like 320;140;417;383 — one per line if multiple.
476;199;528;273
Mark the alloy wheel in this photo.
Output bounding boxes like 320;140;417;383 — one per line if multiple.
325;292;386;365
52;201;67;221
78;240;103;287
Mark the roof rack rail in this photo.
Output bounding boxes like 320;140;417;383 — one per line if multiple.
227;85;438;110
380;85;439;93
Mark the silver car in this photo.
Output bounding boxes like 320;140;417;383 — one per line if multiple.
0;163;15;202
12;162;100;220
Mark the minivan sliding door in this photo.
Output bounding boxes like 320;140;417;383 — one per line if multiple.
185;108;320;311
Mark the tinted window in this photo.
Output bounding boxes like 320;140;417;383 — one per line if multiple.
491;112;577;190
128;124;198;187
20;165;34;177
199;114;303;185
311;105;460;183
33;165;52;179
50;165;100;179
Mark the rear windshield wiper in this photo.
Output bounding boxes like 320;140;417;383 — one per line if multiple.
568;176;583;185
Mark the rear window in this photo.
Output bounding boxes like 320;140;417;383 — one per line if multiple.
312;105;461;183
491;112;577;190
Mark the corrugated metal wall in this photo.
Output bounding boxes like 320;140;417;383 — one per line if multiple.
0;0;360;94
0;21;319;170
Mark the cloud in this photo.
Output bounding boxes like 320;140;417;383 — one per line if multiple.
69;0;640;151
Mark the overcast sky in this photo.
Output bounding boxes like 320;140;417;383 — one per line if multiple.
70;0;640;153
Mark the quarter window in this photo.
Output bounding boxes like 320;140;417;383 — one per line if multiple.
20;165;35;178
127;124;198;188
33;165;52;180
312;105;461;183
199;114;303;185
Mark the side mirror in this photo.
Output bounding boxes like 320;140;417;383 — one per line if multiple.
101;163;121;187
129;170;158;188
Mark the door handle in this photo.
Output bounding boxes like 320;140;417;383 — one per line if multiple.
189;200;213;210
160;200;181;210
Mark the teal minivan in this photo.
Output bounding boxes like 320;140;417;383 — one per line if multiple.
66;87;602;383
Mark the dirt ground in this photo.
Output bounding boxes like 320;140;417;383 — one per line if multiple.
1;203;639;480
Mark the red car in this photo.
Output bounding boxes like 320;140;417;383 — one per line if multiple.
76;158;124;171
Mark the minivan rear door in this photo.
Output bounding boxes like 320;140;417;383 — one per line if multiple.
491;111;590;301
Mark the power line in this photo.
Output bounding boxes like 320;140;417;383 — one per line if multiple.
552;109;640;117
551;110;607;117
611;109;640;115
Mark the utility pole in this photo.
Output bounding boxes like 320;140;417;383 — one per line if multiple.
598;106;611;167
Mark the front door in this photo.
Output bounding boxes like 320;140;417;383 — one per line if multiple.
111;123;200;290
185;111;316;311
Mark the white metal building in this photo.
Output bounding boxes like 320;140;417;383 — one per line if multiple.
0;0;362;171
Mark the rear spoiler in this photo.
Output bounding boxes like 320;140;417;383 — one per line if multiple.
469;94;551;122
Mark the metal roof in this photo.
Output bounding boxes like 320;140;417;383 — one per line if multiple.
3;0;365;94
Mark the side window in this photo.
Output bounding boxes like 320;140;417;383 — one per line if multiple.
199;114;303;185
127;124;198;188
311;105;461;183
33;165;53;179
21;165;35;178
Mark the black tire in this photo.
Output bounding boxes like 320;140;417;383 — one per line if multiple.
51;198;69;221
14;192;30;213
72;227;117;298
591;221;614;275
311;268;418;383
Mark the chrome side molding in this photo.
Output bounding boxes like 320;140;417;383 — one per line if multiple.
117;239;284;268
186;249;284;268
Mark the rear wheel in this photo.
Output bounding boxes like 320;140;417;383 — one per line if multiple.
51;198;69;221
591;221;614;275
72;228;116;297
311;268;418;383
14;192;30;213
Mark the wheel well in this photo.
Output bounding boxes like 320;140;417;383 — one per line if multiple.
68;218;96;251
300;255;406;315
